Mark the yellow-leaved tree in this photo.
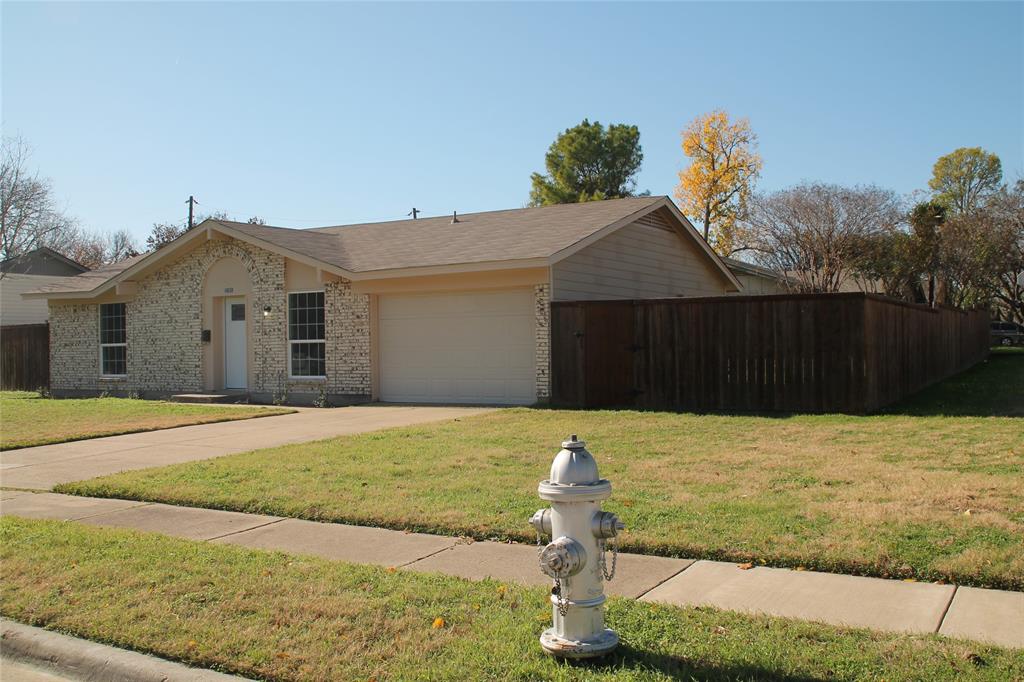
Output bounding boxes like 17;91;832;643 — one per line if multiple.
675;110;762;255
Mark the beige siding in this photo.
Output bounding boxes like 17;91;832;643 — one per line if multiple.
1;274;69;325
552;220;729;301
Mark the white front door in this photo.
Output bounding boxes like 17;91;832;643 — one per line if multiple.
224;297;247;389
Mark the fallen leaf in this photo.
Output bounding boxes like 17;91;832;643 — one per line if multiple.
964;509;972;516
386;567;397;573
275;652;291;659
432;617;446;629
737;562;754;570
187;639;198;649
496;584;508;599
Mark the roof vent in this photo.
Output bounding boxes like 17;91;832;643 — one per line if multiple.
451;211;459;224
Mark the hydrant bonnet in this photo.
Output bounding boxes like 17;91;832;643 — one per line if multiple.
549;435;600;485
539;435;612;502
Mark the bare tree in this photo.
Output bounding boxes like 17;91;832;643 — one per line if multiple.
989;181;1024;323
0;136;77;270
145;222;184;251
52;227;140;269
742;183;904;293
63;231;107;270
106;229;140;263
938;188;1021;311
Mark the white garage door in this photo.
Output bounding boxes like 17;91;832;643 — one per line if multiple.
378;290;536;405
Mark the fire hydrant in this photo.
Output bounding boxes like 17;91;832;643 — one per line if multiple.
529;435;623;659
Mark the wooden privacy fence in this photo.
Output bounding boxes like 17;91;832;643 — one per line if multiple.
1;323;49;391
551;293;990;414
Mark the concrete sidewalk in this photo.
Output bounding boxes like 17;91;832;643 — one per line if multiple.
0;405;492;490
2;491;1020;650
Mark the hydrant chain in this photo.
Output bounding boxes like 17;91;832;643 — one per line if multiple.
552;579;569;617
599;536;619;582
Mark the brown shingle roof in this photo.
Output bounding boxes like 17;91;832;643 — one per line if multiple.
31;197;700;296
217;196;663;273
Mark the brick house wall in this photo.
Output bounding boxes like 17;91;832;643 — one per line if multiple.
48;236;373;403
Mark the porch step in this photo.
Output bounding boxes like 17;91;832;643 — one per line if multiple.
170;393;247;404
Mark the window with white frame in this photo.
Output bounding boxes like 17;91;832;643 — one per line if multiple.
99;303;127;376
288;291;325;378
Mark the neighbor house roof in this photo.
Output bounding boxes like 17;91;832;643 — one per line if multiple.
23;255;144;295
722;256;785;280
26;196;741;298
0;247;90;275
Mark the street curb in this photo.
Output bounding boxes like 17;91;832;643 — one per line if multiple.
1;619;249;681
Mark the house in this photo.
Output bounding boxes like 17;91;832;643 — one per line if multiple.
1;247;89;326
25;196;741;405
722;257;790;295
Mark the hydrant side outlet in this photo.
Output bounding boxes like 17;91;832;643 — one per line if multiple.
533;436;621;659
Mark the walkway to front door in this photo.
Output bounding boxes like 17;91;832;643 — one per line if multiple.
0;405;494;490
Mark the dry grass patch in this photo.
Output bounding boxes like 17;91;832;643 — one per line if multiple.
3;517;1021;681
59;351;1024;589
0;392;293;450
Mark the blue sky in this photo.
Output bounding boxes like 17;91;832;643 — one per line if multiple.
3;2;1022;242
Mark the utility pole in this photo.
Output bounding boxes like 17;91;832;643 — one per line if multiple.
407;207;420;220
186;195;199;229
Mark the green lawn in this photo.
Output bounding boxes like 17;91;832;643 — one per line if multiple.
57;350;1024;590
0;392;293;450
2;518;1020;682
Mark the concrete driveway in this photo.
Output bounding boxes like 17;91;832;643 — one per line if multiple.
0;405;493;491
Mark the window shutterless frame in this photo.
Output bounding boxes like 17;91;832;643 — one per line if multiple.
287;290;326;379
99;302;127;377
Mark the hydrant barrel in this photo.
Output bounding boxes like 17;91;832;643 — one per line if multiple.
532;435;620;658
